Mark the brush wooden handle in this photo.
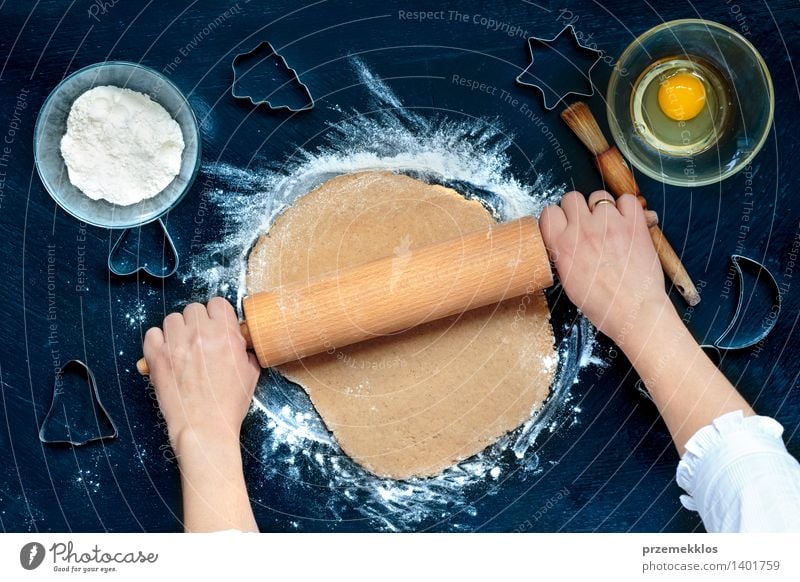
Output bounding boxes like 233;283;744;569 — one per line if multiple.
647;225;700;305
595;147;701;306
560;102;700;306
137;216;552;373
595;147;644;202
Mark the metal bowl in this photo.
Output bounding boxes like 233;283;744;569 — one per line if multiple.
606;19;774;187
34;61;201;229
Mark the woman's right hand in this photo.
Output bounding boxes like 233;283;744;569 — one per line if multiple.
539;191;672;346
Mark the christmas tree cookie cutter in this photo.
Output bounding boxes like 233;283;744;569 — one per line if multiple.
231;41;314;112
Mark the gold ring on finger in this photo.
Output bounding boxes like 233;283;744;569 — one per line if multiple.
591;198;616;210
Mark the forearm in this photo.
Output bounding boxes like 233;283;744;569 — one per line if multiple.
616;300;754;456
175;431;258;533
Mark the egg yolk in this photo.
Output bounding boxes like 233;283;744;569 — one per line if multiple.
658;73;706;121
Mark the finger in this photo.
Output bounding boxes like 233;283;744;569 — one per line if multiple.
587;190;618;212
182;302;208;328
248;352;261;374
616;194;651;233
143;326;164;361
616;193;642;218
643;210;659;228
539;205;568;244
247;352;261;391
162;312;185;342
560;191;590;223
207;296;237;325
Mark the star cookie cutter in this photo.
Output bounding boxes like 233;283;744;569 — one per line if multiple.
516;24;602;110
231;41;314;112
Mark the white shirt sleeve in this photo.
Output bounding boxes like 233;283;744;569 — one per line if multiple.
676;410;800;532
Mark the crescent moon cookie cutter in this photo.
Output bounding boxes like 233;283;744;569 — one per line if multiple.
636;254;782;401
515;24;603;111
231;40;314;112
703;254;782;352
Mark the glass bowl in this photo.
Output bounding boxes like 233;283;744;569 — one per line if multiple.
606;19;774;187
34;61;201;228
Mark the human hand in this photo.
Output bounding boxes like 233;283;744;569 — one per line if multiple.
539;191;672;345
143;297;260;457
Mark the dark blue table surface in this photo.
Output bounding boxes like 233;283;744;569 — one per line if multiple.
1;0;798;532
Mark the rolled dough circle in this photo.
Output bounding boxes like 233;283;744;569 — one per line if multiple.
247;171;556;479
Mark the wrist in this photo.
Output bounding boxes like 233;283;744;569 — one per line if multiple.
608;296;682;352
172;423;242;460
173;428;246;499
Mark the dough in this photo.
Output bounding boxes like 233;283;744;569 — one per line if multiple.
247;171;556;479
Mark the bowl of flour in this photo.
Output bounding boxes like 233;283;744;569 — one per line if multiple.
34;61;201;229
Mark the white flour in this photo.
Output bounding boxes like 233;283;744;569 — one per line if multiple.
60;85;184;206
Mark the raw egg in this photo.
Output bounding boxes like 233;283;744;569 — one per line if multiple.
658;73;706;121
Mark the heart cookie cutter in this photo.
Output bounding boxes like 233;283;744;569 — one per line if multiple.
108;217;179;278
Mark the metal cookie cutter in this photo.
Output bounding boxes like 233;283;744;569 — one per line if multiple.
40;360;117;446
703;254;782;352
637;254;781;401
516;24;602;110
108;217;179;278
231;41;314;112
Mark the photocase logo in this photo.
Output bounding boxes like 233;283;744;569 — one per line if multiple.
20;542;46;570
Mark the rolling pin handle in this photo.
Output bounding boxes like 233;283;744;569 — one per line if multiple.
136;218;549;374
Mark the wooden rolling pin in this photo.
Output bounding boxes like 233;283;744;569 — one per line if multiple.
561;102;701;306
136;216;552;374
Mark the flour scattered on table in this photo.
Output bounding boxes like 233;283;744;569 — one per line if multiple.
60;85;184;205
188;59;597;531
